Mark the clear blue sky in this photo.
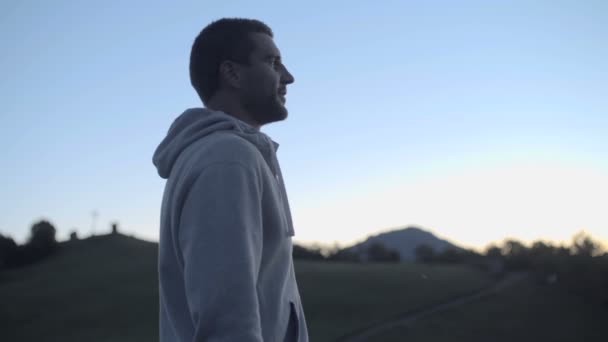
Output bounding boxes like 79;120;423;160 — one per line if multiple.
1;0;607;249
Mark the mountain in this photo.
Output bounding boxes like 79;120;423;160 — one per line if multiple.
345;226;463;261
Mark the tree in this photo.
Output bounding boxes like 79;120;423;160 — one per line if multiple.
292;244;325;261
414;244;435;263
367;242;400;263
502;239;526;257
0;234;18;269
530;241;553;258
435;248;464;264
501;239;531;270
326;248;361;263
30;220;56;245
26;220;58;261
572;231;600;257
527;241;560;274
485;244;503;259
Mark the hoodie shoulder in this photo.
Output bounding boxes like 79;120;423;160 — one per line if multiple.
194;132;266;168
164;132;266;185
153;108;270;179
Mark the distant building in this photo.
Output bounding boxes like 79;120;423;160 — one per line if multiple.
111;223;119;235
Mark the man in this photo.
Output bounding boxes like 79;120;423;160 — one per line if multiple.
153;18;308;342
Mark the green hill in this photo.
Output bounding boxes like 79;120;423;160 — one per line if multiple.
0;234;159;342
0;234;494;342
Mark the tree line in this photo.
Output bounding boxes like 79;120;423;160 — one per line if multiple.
293;241;400;263
293;231;606;307
0;220;58;269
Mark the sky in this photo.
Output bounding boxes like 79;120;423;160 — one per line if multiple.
1;0;607;250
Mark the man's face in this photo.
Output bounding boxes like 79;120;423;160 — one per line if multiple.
238;33;295;126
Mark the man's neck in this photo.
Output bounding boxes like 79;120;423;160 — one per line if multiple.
206;94;261;130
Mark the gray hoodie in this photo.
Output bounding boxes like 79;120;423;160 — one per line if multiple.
153;108;309;342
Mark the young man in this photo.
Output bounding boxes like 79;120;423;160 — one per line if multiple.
153;18;308;342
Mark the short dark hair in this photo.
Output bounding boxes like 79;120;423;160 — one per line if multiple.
189;18;274;104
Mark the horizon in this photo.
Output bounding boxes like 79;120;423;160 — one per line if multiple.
14;219;606;254
1;1;607;249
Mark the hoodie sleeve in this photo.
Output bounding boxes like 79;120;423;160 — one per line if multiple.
178;161;264;342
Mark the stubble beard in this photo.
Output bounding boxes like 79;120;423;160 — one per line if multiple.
245;93;288;127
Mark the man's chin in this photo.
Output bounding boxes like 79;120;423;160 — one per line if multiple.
270;102;289;121
270;109;288;123
251;100;289;126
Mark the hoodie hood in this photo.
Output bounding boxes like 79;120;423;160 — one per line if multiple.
153;108;279;179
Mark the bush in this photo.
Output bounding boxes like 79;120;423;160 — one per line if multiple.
326;248;361;263
293;244;325;261
0;234;18;269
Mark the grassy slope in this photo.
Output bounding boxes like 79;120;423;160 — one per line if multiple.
297;261;492;342
0;235;492;342
374;277;608;342
0;235;159;342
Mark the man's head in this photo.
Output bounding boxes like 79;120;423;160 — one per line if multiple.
190;18;295;127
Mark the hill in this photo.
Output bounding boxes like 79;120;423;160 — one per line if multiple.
0;234;159;342
346;226;463;261
0;233;492;342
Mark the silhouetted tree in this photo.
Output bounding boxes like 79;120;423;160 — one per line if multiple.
0;234;18;269
502;239;531;270
572;231;600;257
526;241;561;277
502;239;525;257
18;220;58;265
555;245;571;258
326;248;361;263
320;242;341;258
293;244;325;261
530;241;554;258
434;248;482;264
485;244;503;259
367;242;400;263
415;244;435;263
70;231;78;241
0;220;60;269
435;248;461;263
29;220;57;250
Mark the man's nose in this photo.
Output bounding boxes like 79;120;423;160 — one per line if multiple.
281;65;295;84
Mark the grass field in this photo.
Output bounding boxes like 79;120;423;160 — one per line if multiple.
372;277;608;342
0;234;493;342
0;235;159;342
296;260;492;341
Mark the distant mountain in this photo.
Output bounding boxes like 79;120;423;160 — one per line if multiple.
345;226;463;261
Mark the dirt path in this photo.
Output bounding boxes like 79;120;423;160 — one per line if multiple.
336;272;529;342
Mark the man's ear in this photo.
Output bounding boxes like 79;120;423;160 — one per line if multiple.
218;60;241;89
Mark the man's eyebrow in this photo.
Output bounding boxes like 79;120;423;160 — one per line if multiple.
265;54;281;60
